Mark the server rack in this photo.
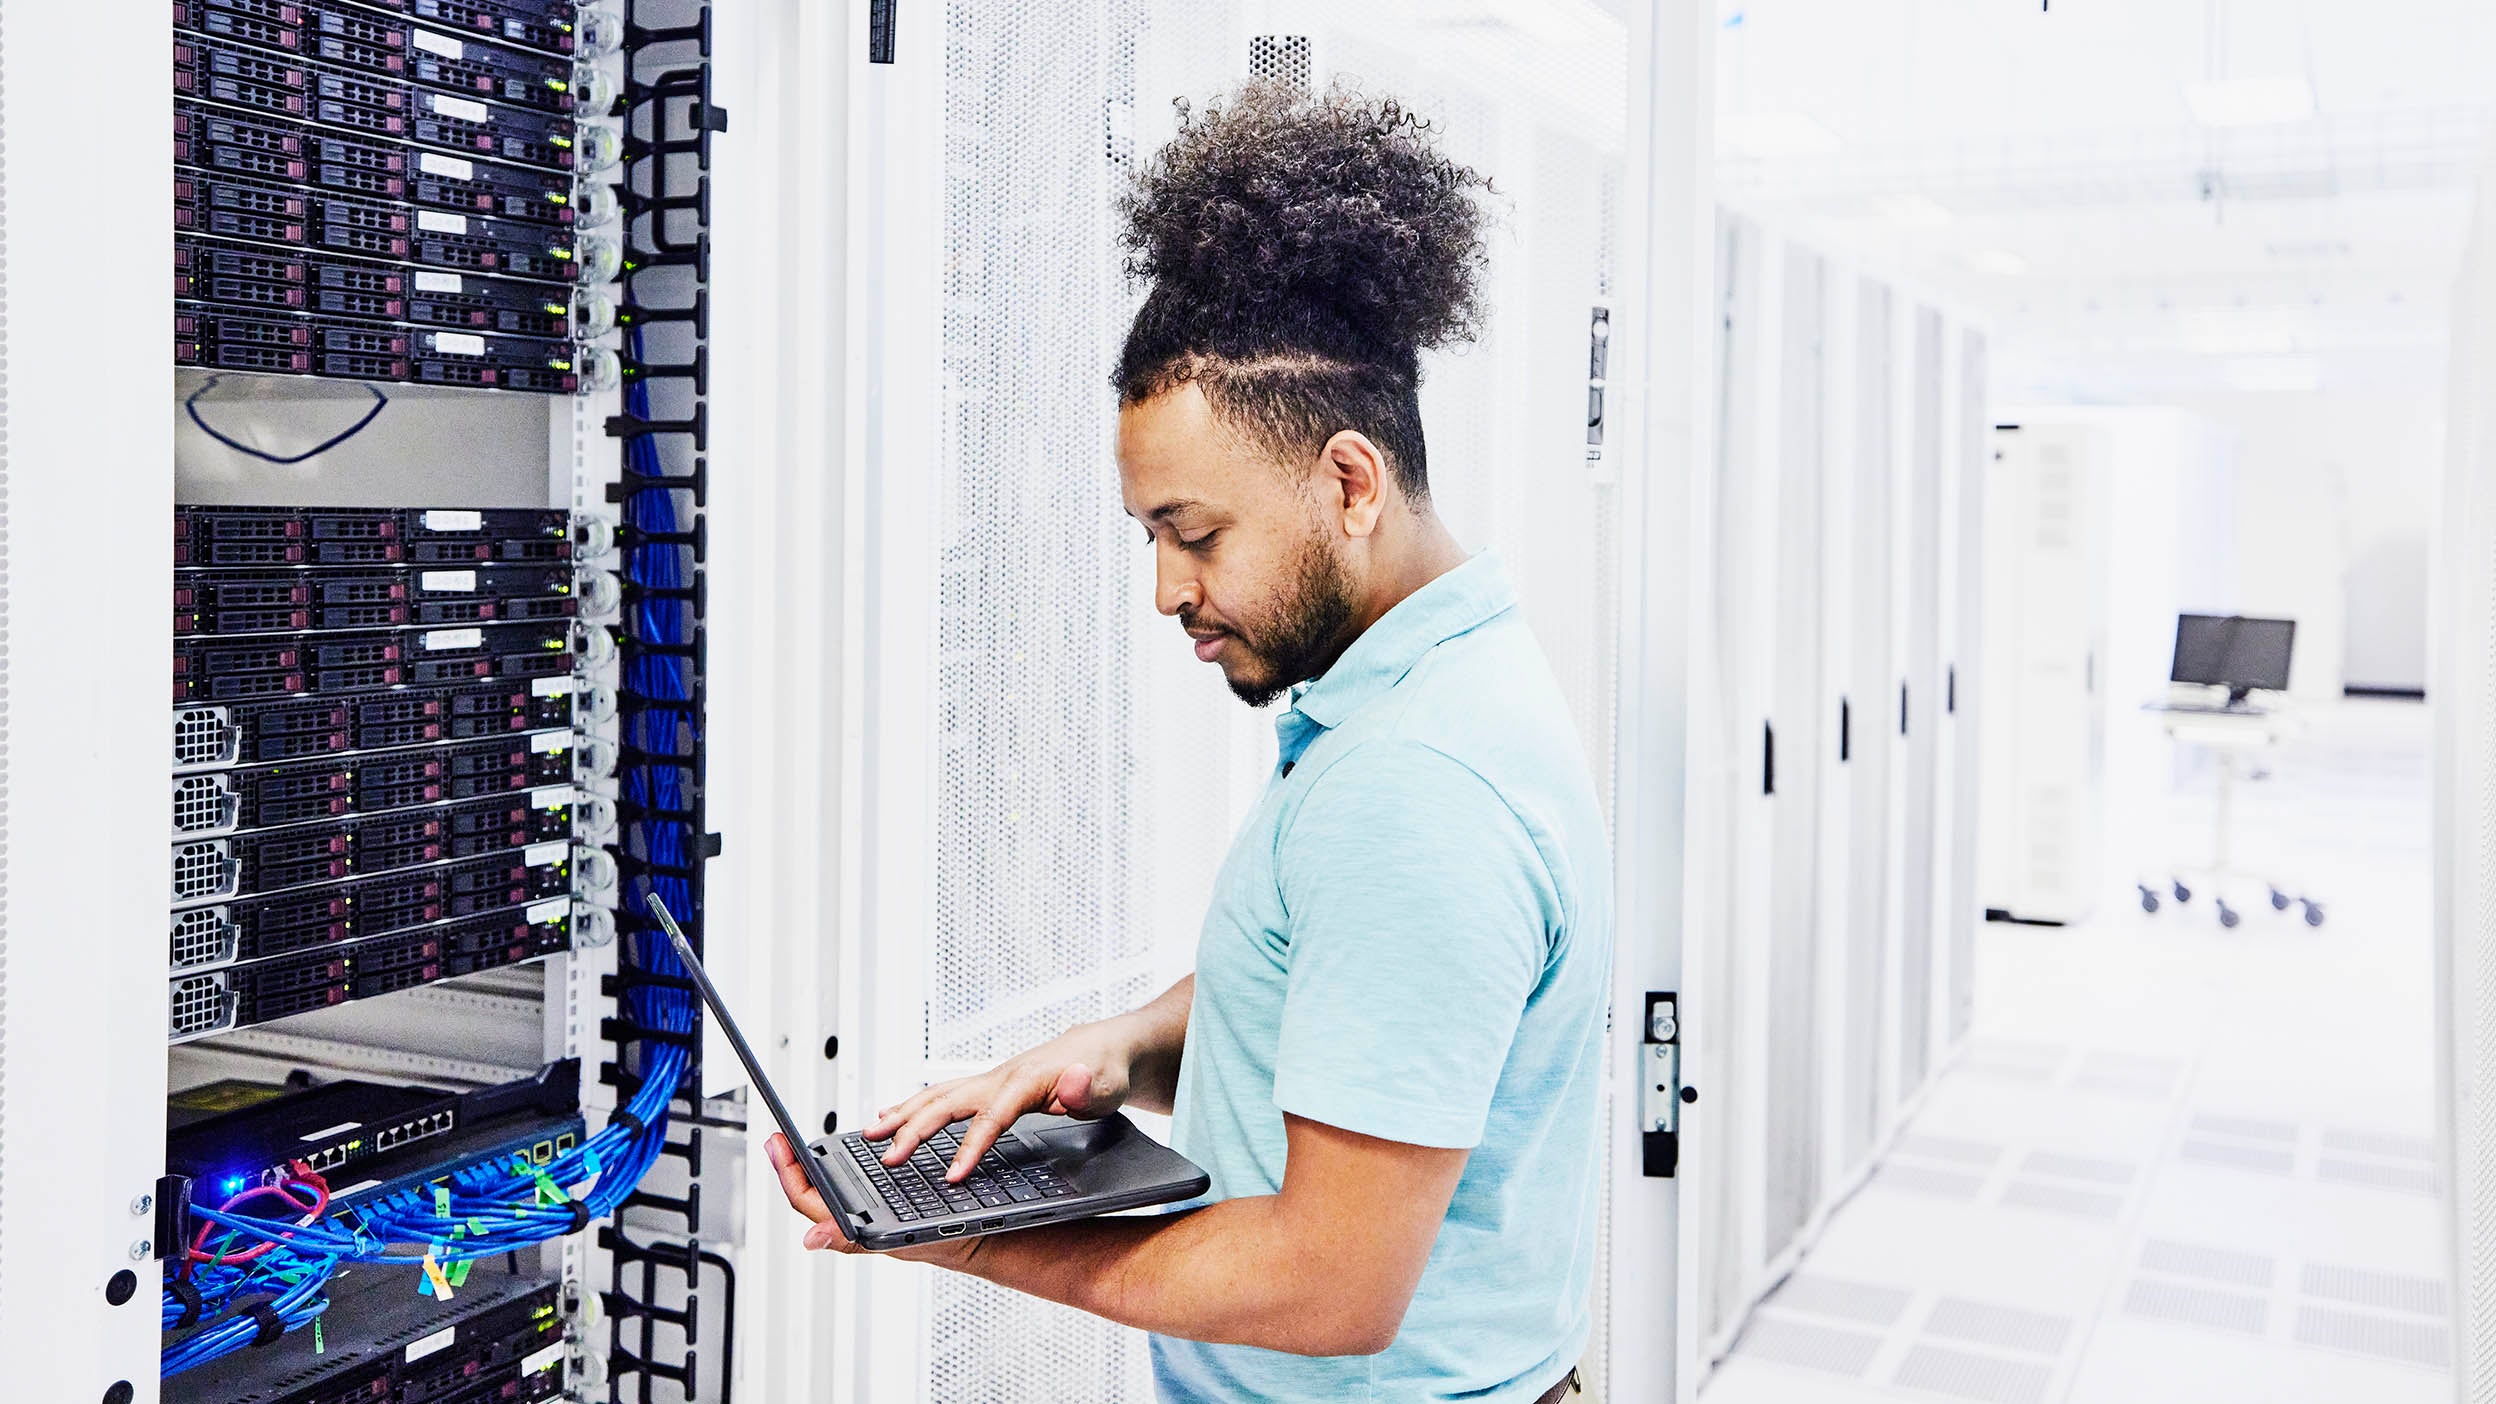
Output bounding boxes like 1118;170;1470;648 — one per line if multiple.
0;0;730;1396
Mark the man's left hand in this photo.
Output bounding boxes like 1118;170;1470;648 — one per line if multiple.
764;1132;975;1266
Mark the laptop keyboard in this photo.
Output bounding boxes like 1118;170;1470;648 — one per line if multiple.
842;1124;1076;1222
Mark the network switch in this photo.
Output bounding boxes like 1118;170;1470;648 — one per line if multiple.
171;732;573;835
170;676;579;770
177;505;575;567
178;101;583;228
177;562;577;635
171;872;572;971
178;165;587;282
166;1059;578;1200
176;33;581;171
173;617;575;703
169;893;572;1038
170;785;575;903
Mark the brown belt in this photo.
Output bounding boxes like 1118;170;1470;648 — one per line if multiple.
1532;1368;1582;1404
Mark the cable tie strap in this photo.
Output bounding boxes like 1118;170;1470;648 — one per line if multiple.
565;1199;592;1234
244;1300;287;1348
170;1276;205;1329
610;1107;649;1139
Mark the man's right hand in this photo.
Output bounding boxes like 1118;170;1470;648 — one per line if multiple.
863;1019;1143;1183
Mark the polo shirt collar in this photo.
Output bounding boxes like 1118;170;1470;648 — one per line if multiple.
1285;550;1518;736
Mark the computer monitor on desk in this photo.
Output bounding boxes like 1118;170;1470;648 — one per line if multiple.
2171;613;2295;708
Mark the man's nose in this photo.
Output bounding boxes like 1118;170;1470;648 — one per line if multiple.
1154;551;1200;617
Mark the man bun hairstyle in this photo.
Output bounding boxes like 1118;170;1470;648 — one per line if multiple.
1113;81;1492;500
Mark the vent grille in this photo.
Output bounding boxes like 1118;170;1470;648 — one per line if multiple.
173;705;239;769
172;840;238;903
172;773;240;835
170;907;239;971
1246;34;1310;89
169;973;237;1040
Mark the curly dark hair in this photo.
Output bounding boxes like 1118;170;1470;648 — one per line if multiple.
1112;81;1492;499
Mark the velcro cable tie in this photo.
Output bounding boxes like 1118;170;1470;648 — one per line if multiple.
171;1277;205;1329
244;1301;287;1348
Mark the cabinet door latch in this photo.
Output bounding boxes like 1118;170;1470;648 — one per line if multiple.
1640;991;1692;1177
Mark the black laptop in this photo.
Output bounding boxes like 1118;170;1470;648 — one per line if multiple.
645;895;1209;1251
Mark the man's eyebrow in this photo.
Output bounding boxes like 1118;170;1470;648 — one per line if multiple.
1139;498;1206;524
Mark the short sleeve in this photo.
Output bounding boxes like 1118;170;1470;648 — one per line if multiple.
1269;741;1554;1149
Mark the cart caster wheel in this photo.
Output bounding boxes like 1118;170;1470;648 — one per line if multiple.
2173;881;2193;904
2270;887;2291;911
2303;901;2325;928
2218;901;2240;929
2140;885;2161;914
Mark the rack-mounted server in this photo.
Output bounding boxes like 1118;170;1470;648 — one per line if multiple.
170;855;574;970
172;733;574;835
177;562;577;636
173;617;576;703
172;677;580;770
169;886;574;1037
177;33;584;172
179;99;587;227
170;786;576;904
177;505;576;565
179;0;587;115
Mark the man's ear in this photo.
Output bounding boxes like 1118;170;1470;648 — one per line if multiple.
1320;431;1390;539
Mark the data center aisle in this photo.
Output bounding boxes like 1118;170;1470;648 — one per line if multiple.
1701;699;2450;1404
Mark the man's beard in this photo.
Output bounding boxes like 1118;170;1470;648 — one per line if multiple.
1189;534;1358;709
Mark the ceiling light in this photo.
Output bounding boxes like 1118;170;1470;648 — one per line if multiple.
1881;195;1955;229
1718;113;1841;159
1964;249;2030;277
2185;76;2315;128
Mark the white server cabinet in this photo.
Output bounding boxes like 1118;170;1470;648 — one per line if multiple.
1687;233;1988;1380
1762;245;1828;1266
1947;331;1989;1042
2436;134;2496;1404
1979;422;2112;926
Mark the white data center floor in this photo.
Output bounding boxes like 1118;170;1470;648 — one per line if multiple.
1701;699;2450;1404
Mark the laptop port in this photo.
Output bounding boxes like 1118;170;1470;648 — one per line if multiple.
938;1223;967;1237
981;1219;1003;1231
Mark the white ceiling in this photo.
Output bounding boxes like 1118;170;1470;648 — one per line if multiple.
1714;0;2496;396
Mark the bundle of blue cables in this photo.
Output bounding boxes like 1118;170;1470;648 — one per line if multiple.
162;330;703;1377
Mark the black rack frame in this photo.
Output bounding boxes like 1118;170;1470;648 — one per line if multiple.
599;1;723;1400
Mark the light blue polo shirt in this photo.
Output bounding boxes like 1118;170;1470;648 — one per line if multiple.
1151;552;1613;1403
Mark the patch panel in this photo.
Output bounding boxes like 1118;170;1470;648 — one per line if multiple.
178;505;575;566
171;732;573;835
176;33;581;171
169;786;575;903
177;562;577;635
161;1269;567;1404
171;881;572;971
170;677;579;770
173;618;577;704
167;899;572;1040
178;101;585;227
182;0;583;114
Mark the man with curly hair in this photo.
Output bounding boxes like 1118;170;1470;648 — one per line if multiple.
769;81;1610;1404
